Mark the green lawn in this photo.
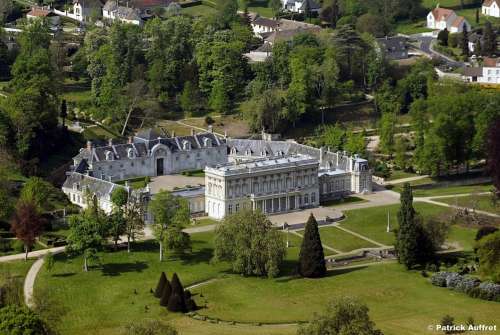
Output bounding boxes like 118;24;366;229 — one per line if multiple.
116;177;148;190
246;0;273;17
412;183;493;197
338;203;451;246
394;19;433;35
387;170;420;181
437;194;500;214
193;263;500;335
447;225;478;252
181;4;218;17
457;8;500;27
422;0;461;9
191;217;218;227
317;226;378;252
321;196;366;207
0;260;34;286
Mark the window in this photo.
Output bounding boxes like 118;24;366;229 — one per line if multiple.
127;148;134;159
235;203;240;212
311;192;316;203
204;138;212;147
105;151;114;161
304;194;309;204
228;204;233;214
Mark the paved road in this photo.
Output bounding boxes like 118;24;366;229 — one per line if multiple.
0;246;65;263
410;34;464;68
384;175;430;185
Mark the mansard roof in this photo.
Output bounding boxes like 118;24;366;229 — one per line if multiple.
92;142;148;161
62;172;125;198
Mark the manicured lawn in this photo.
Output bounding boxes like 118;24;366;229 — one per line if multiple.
338;203;451;246
116;177;148;190
321;196;366;207
317;226;378;252
437;194;500;214
447;225;478;252
387;170;419;181
457;8;500;28
191;217;218;227
181;4;218;17
193;263;500;335
422;0;461;9
394;19;433;35
411;183;493;197
0;260;34;286
246;0;273;17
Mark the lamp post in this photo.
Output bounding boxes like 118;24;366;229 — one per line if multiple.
283;222;289;248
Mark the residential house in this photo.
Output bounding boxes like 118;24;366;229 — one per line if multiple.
468;32;483;54
463;57;500;83
427;6;471;33
251;17;280;36
282;0;320;14
482;0;500;18
103;0;142;25
376;36;408;60
72;0;103;22
26;7;60;26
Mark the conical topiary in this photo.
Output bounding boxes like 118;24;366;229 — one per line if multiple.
167;273;186;313
154;272;167;298
298;213;326;278
159;279;172;307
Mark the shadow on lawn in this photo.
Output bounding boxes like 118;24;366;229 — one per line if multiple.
179;248;213;265
101;261;148;276
51;272;76;278
275;265;368;283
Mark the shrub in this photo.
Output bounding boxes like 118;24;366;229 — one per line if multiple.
430;272;453;287
11;239;24;253
475;226;498;241
167;273;186;313
477;282;500;301
453;276;480;294
204;116;214;125
154;272;167;298
159;280;172;307
445;272;462;289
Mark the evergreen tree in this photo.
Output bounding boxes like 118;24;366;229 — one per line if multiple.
475;8;479;24
437;28;449;46
395;183;419;269
482;22;497;56
154;272;167;298
298;213;326;278
461;25;469;58
159;279;172;307
167;273;186;313
474;39;482;56
60;99;67;127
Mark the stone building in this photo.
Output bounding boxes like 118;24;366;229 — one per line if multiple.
205;156;320;219
71;128;227;182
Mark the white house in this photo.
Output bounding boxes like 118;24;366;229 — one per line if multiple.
282;0;320;14
463;57;500;84
482;0;500;18
251;17;280;36
103;0;142;25
72;0;103;22
427;6;470;33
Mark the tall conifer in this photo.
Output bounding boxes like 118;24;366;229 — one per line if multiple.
159;279;172;307
298;213;326;278
154;272;167;298
167;273;186;313
396;183;419;269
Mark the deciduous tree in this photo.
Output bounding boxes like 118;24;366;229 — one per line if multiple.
10;199;45;260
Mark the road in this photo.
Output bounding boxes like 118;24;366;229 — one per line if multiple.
409;34;464;68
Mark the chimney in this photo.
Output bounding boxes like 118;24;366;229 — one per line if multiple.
86;140;93;151
128;136;133;144
108;138;113;146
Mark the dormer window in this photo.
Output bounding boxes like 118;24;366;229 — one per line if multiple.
203;137;212;147
231;147;237;155
73;183;80;191
182;140;191;151
127;148;135;159
105;150;114;161
246;149;252;156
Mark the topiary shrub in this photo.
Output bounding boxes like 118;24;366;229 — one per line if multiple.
453;276;480;294
160;280;172;307
167;273;186;313
445;272;462;289
477;282;500;301
154;272;167;298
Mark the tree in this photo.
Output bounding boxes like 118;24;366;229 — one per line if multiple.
460;24;469;58
123;197;145;253
167;273;186;313
320;0;339;28
475;226;498;241
60;99;68;127
0;305;48;335
19;177;52;210
482;22;497;56
0;0;13;24
155;272;168;298
269;0;282;18
475;8;479;24
487;118;500;196
164;225;191;256
149;191;190;261
323;123;345;151
213;209;286;278
476;231;500;282
299;213;326;278
121;320;178;335
44;252;54;272
209;79;231;114
395;183;420;269
179;81;202;116
379;111;397;155
356;13;386;37
394;136;408;170
474;39;482;56
10;200;45;260
298;297;383;335
66;204;106;272
437;28;449;46
345;130;365;155
109;188;128;249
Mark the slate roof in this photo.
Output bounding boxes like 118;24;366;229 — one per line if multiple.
253;17;280;28
103;0;118;11
431;7;455;21
299;0;320;10
483;0;500;7
73;0;104;7
62;172;125;198
463;67;483;77
377;36;407;52
135;128;163;141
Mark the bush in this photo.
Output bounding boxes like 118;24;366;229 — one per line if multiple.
204;116;214;125
476;282;500;301
475;226;498;241
12;240;24;253
430;272;452;287
445;272;462;289
453;276;480;294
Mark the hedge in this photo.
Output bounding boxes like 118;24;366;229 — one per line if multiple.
430;272;500;302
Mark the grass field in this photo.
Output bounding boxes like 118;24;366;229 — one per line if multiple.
394;19;433;35
34;222;495;335
317;226;378;252
386;170;420;181
457;8;500;27
321;196;366;207
338;203;452;246
411;183;493;197
447;225;478;251
0;260;34;286
193;263;500;335
181;4;218;17
438;194;500;214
